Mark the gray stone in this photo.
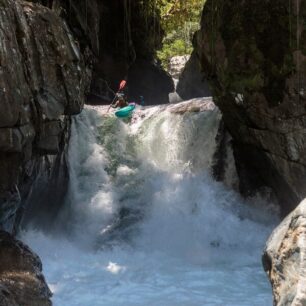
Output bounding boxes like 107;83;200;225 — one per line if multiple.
0;125;35;153
37;120;63;154
263;199;306;306
168;55;190;79
0;0;90;229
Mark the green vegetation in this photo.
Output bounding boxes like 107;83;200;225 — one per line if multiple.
156;0;206;70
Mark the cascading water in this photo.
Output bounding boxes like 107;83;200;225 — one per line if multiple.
22;99;278;306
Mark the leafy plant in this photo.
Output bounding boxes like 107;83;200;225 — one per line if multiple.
156;0;206;69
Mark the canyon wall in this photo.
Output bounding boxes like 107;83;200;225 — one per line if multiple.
54;0;174;105
0;1;173;303
0;0;90;232
193;0;306;215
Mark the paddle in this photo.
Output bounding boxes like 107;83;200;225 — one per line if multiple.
107;80;127;113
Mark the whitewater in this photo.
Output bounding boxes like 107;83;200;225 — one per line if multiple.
22;99;278;306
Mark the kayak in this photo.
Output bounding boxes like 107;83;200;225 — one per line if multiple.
115;103;136;118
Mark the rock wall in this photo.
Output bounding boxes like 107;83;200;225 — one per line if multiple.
194;0;306;215
263;199;306;306
0;0;90;232
0;0;173;304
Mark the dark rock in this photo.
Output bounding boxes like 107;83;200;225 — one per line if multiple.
0;0;90;231
177;51;211;100
0;231;52;306
0;125;35;153
56;0;173;104
20;118;71;231
211;119;231;182
128;59;174;105
0;284;18;306
194;0;306;213
37;120;63;154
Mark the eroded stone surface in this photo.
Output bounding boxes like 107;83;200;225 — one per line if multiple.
263;199;306;306
0;0;90;231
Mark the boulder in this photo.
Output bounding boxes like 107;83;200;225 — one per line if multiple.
263;199;306;306
0;231;52;306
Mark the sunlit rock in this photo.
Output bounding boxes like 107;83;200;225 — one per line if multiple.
263;199;306;306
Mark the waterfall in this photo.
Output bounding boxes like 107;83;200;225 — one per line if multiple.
22;99;278;306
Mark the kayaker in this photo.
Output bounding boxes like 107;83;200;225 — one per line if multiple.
113;92;128;109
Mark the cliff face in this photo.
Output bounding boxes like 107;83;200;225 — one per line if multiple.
194;0;306;214
0;0;90;232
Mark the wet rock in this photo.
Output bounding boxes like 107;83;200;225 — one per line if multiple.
37;120;63;154
211;119;231;182
194;0;306;214
0;231;52;306
169;98;215;114
263;199;306;306
0;0;90;230
0;125;35;153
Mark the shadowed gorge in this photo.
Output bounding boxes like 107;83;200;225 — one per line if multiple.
0;0;306;305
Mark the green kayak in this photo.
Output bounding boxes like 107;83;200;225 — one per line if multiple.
115;103;136;118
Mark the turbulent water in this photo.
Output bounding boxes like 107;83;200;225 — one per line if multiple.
22;99;278;306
